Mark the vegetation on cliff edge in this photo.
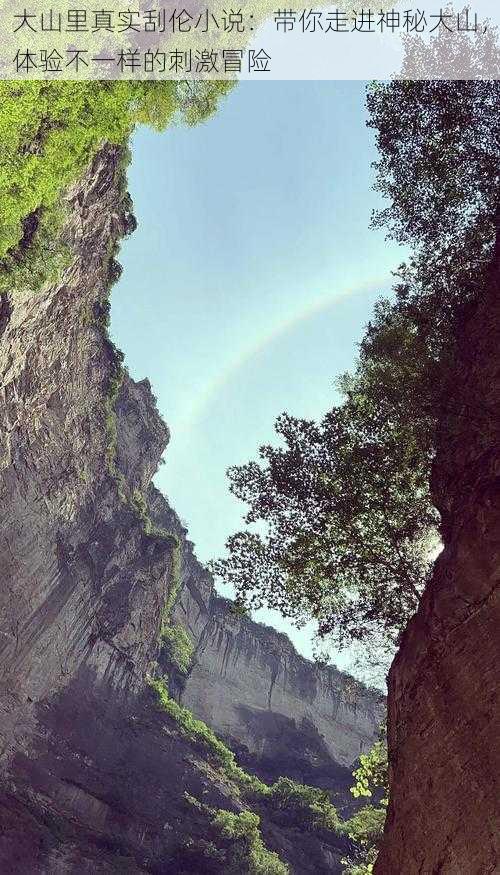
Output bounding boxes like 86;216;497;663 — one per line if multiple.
0;81;232;295
149;676;268;795
179;797;289;875
149;675;379;872
160;623;194;676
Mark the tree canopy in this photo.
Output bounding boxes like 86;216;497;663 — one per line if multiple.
368;80;500;254
212;78;500;657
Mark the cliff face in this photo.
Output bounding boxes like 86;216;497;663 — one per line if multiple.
181;598;381;791
156;498;384;805
0;147;235;873
0;148;376;873
0;145;168;709
375;263;500;873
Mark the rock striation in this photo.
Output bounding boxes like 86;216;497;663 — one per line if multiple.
154;493;384;806
0;146;213;873
0;146;380;873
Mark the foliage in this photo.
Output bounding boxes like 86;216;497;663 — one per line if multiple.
367;80;500;258
151;680;383;870
341;805;386;847
103;339;126;492
123;487;179;552
159;539;183;619
266;777;339;832
341;734;388;874
178;799;289;875
340;807;383;875
351;741;388;802
211;309;437;650
211;809;289;875
130;488;150;524
0;204;71;296
342;849;377;875
161;623;194;676
0;82;142;261
0;80;231;277
229;599;250;619
149;677;267;794
212;80;500;655
176;80;234;127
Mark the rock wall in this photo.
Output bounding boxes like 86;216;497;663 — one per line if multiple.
0;148;296;875
375;260;500;873
0;146;224;874
0;146;371;873
149;488;384;807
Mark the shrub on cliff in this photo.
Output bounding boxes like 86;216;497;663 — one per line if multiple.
149;677;267;794
177;802;289;874
160;623;194;676
341;805;386;849
339;806;383;875
266;777;340;832
211;809;289;875
340;734;388;873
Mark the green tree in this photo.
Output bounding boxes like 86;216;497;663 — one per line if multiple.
267;777;340;831
212;79;500;654
367;80;500;256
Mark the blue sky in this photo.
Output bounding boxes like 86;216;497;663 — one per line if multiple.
111;81;405;670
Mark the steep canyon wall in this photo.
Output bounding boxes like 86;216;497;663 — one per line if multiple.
375;260;500;873
157;494;384;804
0;146;381;874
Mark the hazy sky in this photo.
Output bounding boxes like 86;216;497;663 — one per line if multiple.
111;81;405;670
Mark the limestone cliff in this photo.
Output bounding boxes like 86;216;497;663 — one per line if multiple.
375;260;500;873
148;490;383;808
0;146;232;873
0;146;376;873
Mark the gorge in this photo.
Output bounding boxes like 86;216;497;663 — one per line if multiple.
0;145;382;874
1;77;499;875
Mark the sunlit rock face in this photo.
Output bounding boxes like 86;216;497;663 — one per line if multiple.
179;595;384;808
149;487;384;809
180;602;382;769
375;262;500;875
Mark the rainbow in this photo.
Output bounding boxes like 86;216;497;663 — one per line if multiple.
174;273;391;437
